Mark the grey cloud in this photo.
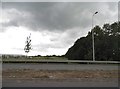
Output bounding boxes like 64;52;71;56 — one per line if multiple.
2;2;118;32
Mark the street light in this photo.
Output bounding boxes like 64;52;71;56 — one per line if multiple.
92;11;98;61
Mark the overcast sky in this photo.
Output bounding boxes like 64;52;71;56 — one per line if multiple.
0;1;118;56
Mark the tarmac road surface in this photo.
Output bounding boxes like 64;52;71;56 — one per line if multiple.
2;63;118;70
2;78;118;87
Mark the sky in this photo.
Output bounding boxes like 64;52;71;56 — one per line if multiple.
0;1;119;56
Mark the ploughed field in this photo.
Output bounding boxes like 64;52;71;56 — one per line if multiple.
3;69;118;79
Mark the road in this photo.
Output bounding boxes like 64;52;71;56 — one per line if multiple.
2;63;119;87
2;63;118;70
2;78;118;87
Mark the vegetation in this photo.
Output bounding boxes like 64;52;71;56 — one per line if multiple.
31;55;67;60
65;21;120;61
2;54;67;62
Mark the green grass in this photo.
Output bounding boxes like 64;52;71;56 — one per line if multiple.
32;56;67;60
2;56;68;61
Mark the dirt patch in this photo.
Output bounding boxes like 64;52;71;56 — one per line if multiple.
3;69;118;80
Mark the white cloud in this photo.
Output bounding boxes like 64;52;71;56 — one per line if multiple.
0;26;72;55
0;26;31;55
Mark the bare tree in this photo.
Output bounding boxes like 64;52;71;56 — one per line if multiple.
24;33;32;56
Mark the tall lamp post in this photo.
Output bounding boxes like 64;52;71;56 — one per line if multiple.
92;11;98;61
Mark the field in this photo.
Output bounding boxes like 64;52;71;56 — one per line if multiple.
2;57;119;64
3;69;118;79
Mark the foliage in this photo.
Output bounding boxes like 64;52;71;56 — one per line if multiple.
65;21;120;61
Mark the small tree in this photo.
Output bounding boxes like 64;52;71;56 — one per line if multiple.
24;33;32;56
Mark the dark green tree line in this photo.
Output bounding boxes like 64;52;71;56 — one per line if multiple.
65;21;120;61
